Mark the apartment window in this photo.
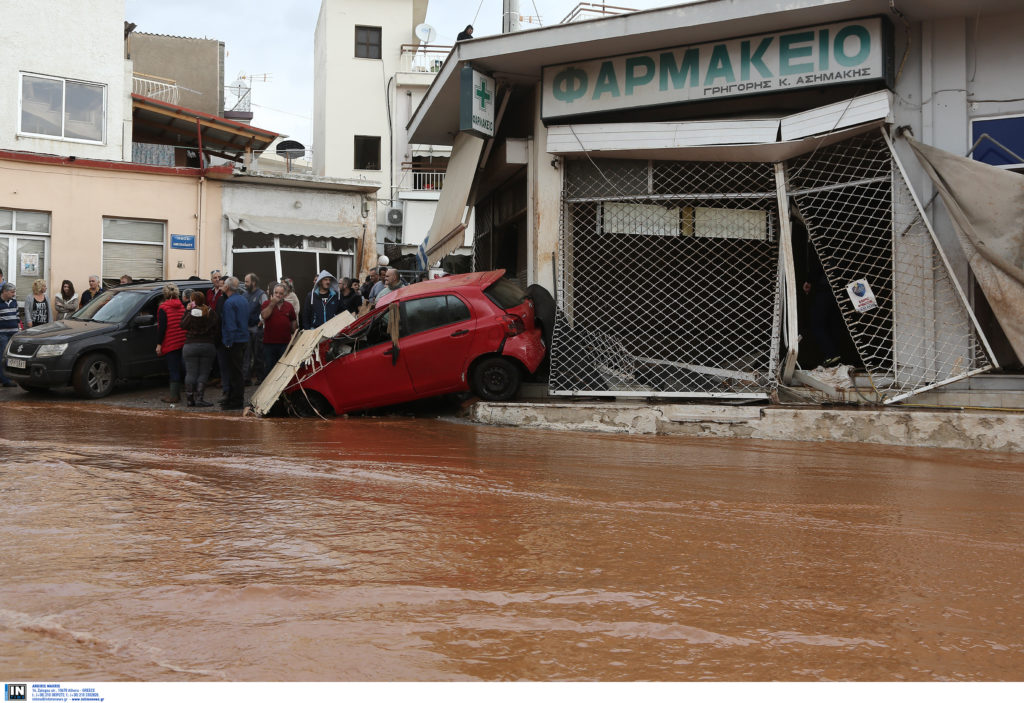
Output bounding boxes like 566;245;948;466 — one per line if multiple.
354;135;381;170
102;218;165;284
0;209;51;301
355;25;382;59
20;73;105;142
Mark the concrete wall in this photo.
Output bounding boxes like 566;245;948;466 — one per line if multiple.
0;0;130;160
128;33;225;117
0;157;223;288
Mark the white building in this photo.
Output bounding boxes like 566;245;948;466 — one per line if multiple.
314;0;472;270
0;0;131;162
408;0;1024;405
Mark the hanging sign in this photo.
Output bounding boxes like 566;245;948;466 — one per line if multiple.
542;17;892;119
460;66;496;137
846;278;878;313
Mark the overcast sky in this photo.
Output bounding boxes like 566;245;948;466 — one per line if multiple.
125;0;676;150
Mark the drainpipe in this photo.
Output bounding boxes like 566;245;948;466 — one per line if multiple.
195;175;205;278
196;118;205;174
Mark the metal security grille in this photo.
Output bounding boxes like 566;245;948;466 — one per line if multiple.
788;130;992;403
549;159;782;397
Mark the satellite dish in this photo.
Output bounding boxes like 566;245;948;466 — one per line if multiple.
276;140;306;160
414;23;437;44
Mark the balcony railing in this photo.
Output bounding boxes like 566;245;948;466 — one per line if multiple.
399;44;452;74
399;168;446;191
133;72;180;104
560;2;636;23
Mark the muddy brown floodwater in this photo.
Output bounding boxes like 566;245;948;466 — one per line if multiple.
1;399;1023;681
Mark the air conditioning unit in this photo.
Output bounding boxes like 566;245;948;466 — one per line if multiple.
386;205;404;227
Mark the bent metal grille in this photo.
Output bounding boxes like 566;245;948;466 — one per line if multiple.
548;129;993;401
549;159;782;398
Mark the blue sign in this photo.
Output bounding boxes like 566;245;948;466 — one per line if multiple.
170;234;196;250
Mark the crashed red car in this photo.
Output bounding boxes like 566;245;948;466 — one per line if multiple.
284;270;547;415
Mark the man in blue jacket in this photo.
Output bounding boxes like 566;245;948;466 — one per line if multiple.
301;270;342;329
0;282;19;387
220;277;250;410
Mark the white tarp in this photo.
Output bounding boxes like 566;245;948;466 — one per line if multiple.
247;311;357;417
907;137;1024;362
416;131;484;269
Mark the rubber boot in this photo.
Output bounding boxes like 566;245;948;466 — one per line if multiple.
194;383;214;407
185;384;196;407
161;381;181;404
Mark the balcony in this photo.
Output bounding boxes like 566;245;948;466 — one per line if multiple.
399;44;452;74
398;164;446;194
132;72;179;105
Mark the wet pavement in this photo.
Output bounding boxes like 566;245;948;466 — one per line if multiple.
1;392;1023;680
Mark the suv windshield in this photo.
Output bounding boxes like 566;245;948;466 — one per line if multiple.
72;290;149;323
484;278;526;310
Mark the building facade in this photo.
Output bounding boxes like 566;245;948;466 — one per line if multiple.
314;0;472;270
0;0;131;162
408;0;1024;404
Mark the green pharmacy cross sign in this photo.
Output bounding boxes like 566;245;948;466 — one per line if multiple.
542;17;892;120
460;66;496;137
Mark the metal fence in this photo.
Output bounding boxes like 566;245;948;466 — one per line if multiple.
548;129;993;402
788;130;992;403
549;158;782;398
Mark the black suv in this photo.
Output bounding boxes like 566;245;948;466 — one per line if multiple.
2;280;212;398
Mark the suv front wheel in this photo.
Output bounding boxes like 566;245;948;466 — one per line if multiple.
73;353;116;399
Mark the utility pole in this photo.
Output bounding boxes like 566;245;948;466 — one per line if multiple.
502;0;520;33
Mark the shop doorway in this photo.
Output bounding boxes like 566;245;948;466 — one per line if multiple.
792;219;859;370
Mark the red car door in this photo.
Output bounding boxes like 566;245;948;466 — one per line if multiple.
307;305;416;412
399;294;477;396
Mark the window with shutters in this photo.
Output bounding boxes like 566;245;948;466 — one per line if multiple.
102;218;165;285
355;26;382;59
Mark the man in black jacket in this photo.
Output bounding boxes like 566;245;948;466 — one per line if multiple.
301;270;342;329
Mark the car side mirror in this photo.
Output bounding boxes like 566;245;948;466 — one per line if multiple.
132;314;155;327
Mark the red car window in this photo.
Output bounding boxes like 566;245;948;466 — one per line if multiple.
401;295;471;336
483;278;526;310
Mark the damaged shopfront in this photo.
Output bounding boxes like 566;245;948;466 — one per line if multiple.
408;0;1024;405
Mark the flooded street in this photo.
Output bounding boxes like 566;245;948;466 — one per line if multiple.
2;400;1023;681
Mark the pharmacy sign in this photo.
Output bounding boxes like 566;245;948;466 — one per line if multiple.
460;66;496;137
542;17;892;119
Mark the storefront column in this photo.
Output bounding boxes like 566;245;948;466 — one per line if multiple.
528;84;562;293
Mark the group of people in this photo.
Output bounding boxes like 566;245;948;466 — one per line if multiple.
0;271;135;333
0;264;410;403
152;271;304;410
153;266;408;411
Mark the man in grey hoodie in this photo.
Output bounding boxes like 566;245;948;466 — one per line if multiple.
301;270;342;329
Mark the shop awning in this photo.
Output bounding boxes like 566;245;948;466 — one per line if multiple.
546;91;892;161
416;132;484;269
132;93;278;158
226;213;362;239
